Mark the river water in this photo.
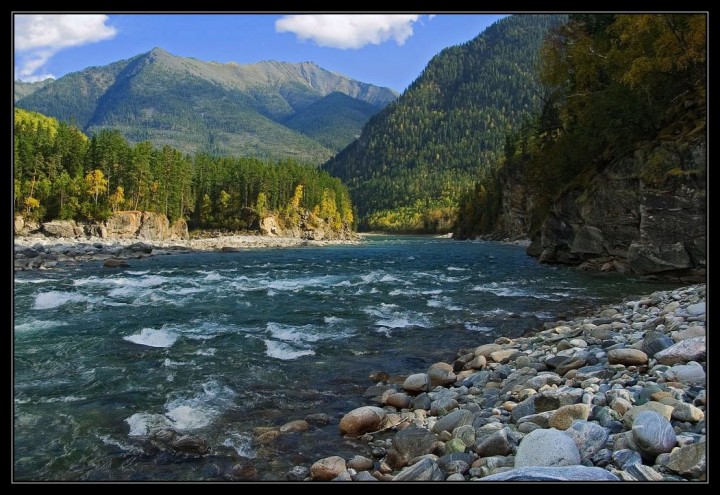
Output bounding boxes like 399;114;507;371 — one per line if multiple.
13;236;678;480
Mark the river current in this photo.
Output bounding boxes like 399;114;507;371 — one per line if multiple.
14;236;678;480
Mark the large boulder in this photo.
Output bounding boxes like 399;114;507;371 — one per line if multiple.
654;337;706;365
339;406;386;437
169;217;189;240
310;456;347;481
631;410;676;460
387;425;437;469
41;220;79;238
480;466;619;481
515;428;581;467
393;458;444;481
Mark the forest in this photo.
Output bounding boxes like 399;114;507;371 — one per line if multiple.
454;14;707;239
14;108;354;232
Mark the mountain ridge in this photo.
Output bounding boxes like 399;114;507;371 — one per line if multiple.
15;47;398;163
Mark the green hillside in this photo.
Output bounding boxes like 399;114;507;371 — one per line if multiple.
321;14;566;232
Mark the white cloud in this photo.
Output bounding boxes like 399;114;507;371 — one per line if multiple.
14;14;117;81
275;14;427;49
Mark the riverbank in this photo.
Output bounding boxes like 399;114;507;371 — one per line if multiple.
13;233;363;271
293;283;706;481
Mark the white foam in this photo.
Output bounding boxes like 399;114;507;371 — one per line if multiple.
99;434;145;455
447;266;467;271
266;275;338;292
202;271;224;281
465;323;493;332
14;319;69;333
222;433;256;458
124;327;178;348
472;283;528;297
126;412;171;436
267;322;322;343
165;405;214;430
264;340;315;360
126;270;149;275
163;380;236;431
14;277;51;284
33;291;92;310
323;316;345;324
195;348;216;356
427;299;443;308
389;289;418;296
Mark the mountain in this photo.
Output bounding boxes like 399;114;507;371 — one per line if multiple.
15;48;397;164
14;79;54;101
321;14;565;232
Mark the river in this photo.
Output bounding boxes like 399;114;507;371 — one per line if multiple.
13;235;679;480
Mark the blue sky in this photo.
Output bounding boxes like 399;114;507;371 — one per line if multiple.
14;13;507;92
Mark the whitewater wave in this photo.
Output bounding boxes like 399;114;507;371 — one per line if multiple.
33;291;94;310
264;340;315;360
14;319;69;333
124;327;178;348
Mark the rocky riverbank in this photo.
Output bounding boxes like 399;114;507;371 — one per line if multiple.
13;233;362;271
284;284;706;482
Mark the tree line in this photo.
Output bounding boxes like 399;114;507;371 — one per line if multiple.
14;108;354;231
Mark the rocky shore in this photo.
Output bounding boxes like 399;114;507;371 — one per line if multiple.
13;233;361;271
282;284;706;482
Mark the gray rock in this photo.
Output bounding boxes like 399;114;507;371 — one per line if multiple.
431;409;474;434
591;448;612;467
515;428;581;468
522;372;562;391
611;449;642;470
445;473;466;481
563;420;609;462
666;441;706;477
625;463;664;481
41;220;78;238
641;331;675;358
627;242;693;275
354;471;379;481
664;361;706;384
632;410;676;460
686;302;705;316
555;356;588;376
510;395;536;423
387;425;437;469
607;348;648;366
412;392;432;410
654;337;706;365
339;406;386;437
402;373;430;394
574;365;611;381
310;456;347;481
500;367;537;394
475;428;513;457
480;466;619;481
126;242;153;253
393;458;444;481
430;398;458;416
286;465;310;481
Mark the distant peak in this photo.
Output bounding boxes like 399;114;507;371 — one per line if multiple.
147;47;172;57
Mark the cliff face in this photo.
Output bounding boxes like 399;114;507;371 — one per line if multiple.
15;211;190;242
497;139;706;277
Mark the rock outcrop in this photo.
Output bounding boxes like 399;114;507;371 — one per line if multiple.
480;138;706;277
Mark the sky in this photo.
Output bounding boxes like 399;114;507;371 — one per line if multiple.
13;13;508;92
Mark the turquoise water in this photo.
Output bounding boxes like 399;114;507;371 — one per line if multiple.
13;236;678;480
